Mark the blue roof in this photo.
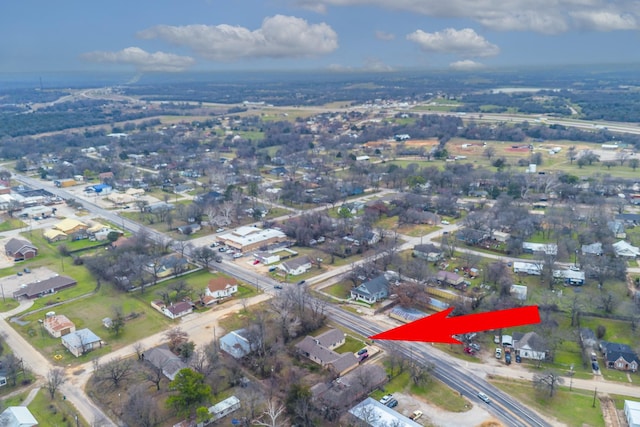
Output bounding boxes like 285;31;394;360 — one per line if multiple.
61;328;101;348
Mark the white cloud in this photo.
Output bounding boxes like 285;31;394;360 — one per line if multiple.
138;15;338;61
375;30;395;40
570;10;637;31
450;59;485;70
81;47;195;72
407;28;499;57
294;0;640;33
326;58;394;72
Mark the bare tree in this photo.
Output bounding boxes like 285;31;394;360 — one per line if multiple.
46;368;67;399
253;399;288;427
532;370;564;397
96;357;133;388
133;342;145;361
164;327;189;353
122;385;160;427
145;362;164;391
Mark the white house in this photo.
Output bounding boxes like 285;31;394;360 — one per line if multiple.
613;240;640;258
513;331;547;361
219;329;253;359
0;407;38;427
513;261;542;276
279;255;312;276
204;277;239;303
522;242;557;255
624;400;640;427
61;328;101;357
209;396;241;422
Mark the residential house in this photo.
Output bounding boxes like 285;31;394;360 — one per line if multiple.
513;331;547;361
616;213;640;226
61;328;101;357
608;220;627;238
552;269;586;285
522;242;558;256
151;254;189;278
350;275;389;304
0;407;38;427
279;255;312;276
177;223;201;235
151;301;193;320
53;218;88;236
582;242;603;256
143;346;187;380
624;400;640;427
43;229;67;242
436;271;464;287
219;329;253;359
513;262;542;276
144;202;175;214
456;228;488;245
349;398;422;427
4;238;37;261
204;277;238;304
43;314;75;338
13;275;77;299
295;329;358;376
601;342;640;372
412;244;443;262
311;365;388;415
613;240;640;258
510;284;528;301
208;396;241;422
492;231;511;242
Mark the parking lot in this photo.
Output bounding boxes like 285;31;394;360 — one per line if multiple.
0;266;57;300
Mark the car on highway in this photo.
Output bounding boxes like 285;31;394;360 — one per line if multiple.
409;410;423;421
379;394;393;405
478;392;491;404
297;280;306;285
495;348;502;359
274;285;283;290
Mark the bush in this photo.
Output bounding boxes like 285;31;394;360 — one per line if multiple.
596;324;606;339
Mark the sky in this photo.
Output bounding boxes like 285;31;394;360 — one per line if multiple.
2;0;639;75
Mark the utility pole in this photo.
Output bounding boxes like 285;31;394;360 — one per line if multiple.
592;387;597;408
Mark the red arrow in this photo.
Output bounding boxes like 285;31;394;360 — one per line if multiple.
370;306;540;344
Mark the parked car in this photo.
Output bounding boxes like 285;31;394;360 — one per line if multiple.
357;348;368;355
478;392;491;404
441;220;450;225
214;256;223;263
253;260;260;265
495;348;502;359
233;253;243;259
464;347;475;355
386;399;398;408
515;354;522;363
470;343;480;352
216;228;225;233
218;247;227;252
592;361;599;371
505;351;512;365
16;272;22;276
358;353;369;363
409;410;423;421
379;394;393;405
23;268;31;273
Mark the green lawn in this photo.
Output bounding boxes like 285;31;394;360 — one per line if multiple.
323;281;352;299
0;298;20;312
490;377;604;427
0;217;26;231
335;335;366;354
28;388;89;427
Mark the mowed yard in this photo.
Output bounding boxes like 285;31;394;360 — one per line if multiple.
11;260;257;366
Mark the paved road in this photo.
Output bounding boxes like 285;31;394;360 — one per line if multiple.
9;173;640;427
